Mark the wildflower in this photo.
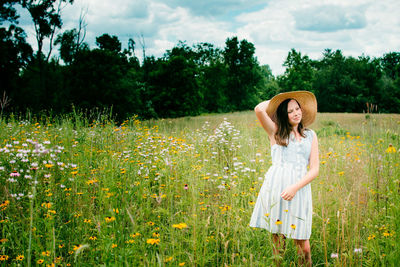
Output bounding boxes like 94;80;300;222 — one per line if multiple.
112;244;118;248
73;245;81;251
165;256;173;262
86;179;98;185
330;253;338;258
275;220;282;225
220;205;231;211
383;232;390;237
184;184;188;190
147;221;155;226
10;171;20;177
290;224;296;230
179;262;185;266
41;202;52;209
385;144;396;153
354;248;362;253
338;171;344;176
172;223;188;229
41;251;50;256
105;216;116;223
130;232;141;238
0;255;9;261
284;209;288;212
265;213;270;217
146;238;160;245
368;234;375;240
152;232;160;237
0;201;10;210
249;201;255;205
89;236;97;240
16;255;24;261
37;259;44;264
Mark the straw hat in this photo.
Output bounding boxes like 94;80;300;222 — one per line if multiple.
266;91;317;126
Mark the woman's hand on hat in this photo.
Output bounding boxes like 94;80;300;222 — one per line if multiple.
281;184;299;201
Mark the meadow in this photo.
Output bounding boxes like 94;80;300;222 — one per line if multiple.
0;111;399;266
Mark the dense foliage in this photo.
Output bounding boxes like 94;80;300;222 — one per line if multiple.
1;2;400;120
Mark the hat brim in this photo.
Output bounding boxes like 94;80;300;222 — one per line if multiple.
266;91;317;127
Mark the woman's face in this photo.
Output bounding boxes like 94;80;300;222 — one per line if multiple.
287;99;302;126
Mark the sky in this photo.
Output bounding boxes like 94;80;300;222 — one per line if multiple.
16;0;400;76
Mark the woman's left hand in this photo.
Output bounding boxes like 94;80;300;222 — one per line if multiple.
281;184;299;201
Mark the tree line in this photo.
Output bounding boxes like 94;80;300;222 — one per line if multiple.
1;1;400;121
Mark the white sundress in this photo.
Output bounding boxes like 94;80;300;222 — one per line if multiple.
249;129;315;240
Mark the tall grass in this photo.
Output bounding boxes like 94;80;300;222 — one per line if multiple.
0;112;399;266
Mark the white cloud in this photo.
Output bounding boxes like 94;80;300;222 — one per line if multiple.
235;0;400;75
293;5;367;32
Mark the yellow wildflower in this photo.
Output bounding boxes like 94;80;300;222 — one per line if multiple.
41;251;50;256
16;255;24;261
383;232;390;237
0;255;9;261
41;202;52;209
146;238;160;245
172;223;188;229
105;216;116;223
386;144;396;153
275;220;282;225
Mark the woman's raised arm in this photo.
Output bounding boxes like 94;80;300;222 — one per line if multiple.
254;100;277;140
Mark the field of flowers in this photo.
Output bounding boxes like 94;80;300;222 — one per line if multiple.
0;111;399;266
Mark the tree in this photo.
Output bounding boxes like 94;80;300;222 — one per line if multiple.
21;0;74;61
1;0;20;24
381;52;400;80
1;1;33;109
257;64;280;100
278;48;314;93
223;37;262;110
193;42;228;112
313;49;382;112
67;45;138;119
54;29;88;64
17;0;74;110
143;42;201;118
96;33;121;53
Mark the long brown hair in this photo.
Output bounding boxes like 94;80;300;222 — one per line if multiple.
274;98;305;147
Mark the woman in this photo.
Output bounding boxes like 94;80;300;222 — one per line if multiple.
249;91;319;266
